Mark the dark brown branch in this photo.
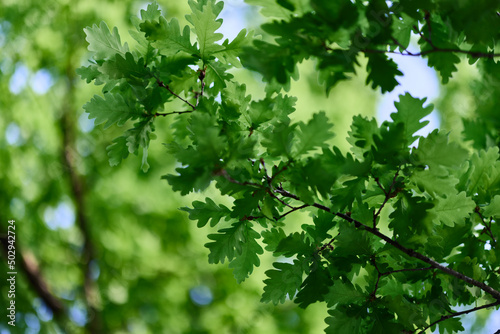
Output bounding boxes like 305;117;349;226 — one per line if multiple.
360;46;500;59
273;187;500;300
61;63;102;333
20;252;66;317
416;300;500;334
278;204;310;220
0;238;65;318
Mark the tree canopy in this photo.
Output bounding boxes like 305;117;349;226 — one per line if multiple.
2;0;500;333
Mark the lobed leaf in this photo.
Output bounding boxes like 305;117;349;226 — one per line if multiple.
84;21;129;60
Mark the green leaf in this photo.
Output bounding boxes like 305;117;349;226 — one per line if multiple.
106;136;130;167
412;130;469;169
163;166;212;195
186;0;225;61
418;17;461;83
383;295;427;329
483;195;500;218
294;112;334;156
140;1;162;21
295;261;332;308
275;232;315;257
205;222;246;264
347;115;379;158
261;259;306;304
216;29;255;67
76;64;103;84
205;221;263;283
181;197;231;228
261;227;287;252
140;17;197;57
205;60;234;93
409;166;460;196
436;317;464;334
244;0;295;18
460;147;500;197
84;21;129;59
100;52;150;80
228;225;263;283
365;53;402;93
325;280;365;307
325;308;362;334
262;121;296;158
390;93;434;144
124;118;156;172
428;192;475;227
83;93;140;129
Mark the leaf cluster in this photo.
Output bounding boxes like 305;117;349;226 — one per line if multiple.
79;1;500;333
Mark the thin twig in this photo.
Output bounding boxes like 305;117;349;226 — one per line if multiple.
269;160;294;183
475;206;497;244
215;169;262;189
155;110;193;117
278;204;310;220
370;257;434;299
360;47;500;59
156;78;196;110
373;169;400;228
416;300;500;334
260;158;272;187
317;232;341;253
196;67;206;107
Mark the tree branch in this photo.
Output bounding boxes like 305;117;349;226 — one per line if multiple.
370;256;433;299
60;63;102;333
272;187;500;300
416;300;500;334
0;238;65;319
